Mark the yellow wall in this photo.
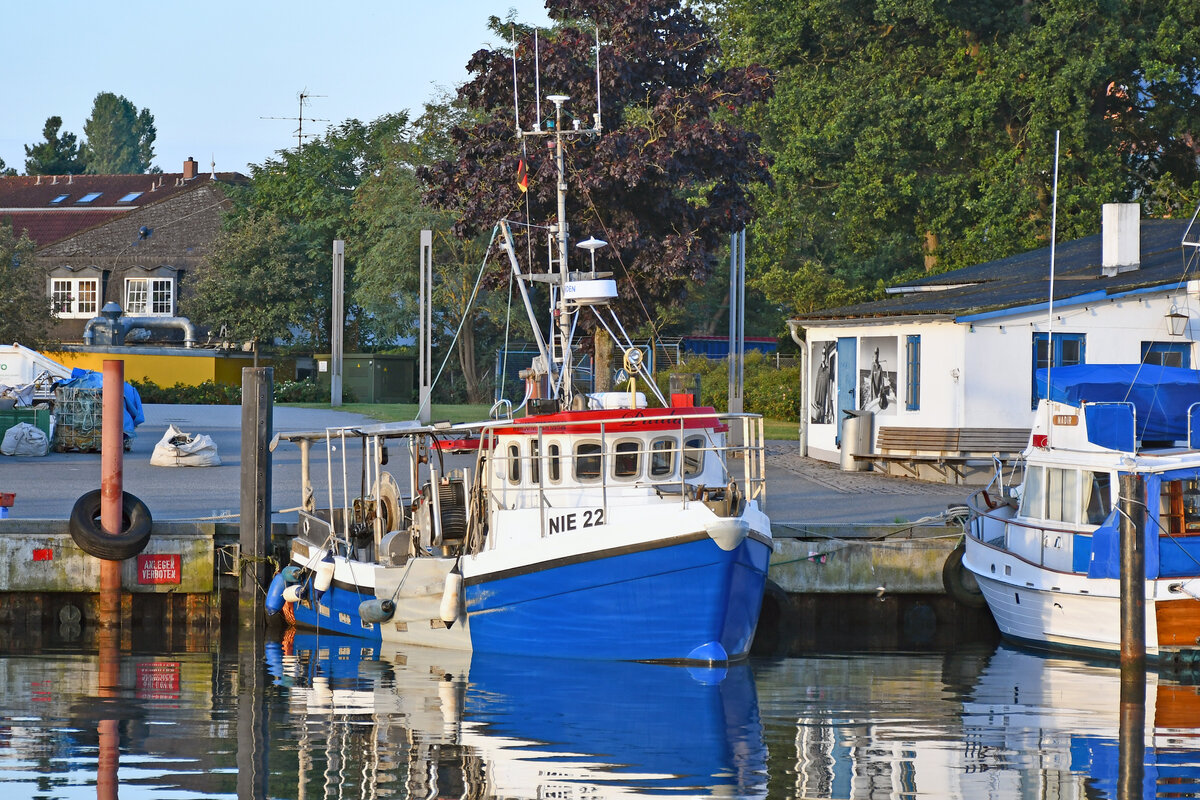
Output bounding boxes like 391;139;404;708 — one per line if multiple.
46;348;282;387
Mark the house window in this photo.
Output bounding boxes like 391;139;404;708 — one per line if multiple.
905;335;920;411
50;277;99;318
125;277;174;315
1141;341;1190;368
1031;332;1085;409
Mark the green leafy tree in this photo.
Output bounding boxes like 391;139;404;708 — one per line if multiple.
711;0;1200;310
354;100;520;404
422;0;773;331
0;157;15;177
233;113;411;351
80;92;158;174
24;116;84;175
0;223;56;348
183;211;312;365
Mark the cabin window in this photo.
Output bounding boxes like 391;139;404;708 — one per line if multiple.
613;440;640;478
1082;471;1112;524
1031;332;1085;409
1046;467;1081;525
574;442;603;481
1161;479;1200;535
682;435;705;477
507;443;520;484
1019;466;1046;519
530;441;540;484
650;437;675;477
547;443;561;483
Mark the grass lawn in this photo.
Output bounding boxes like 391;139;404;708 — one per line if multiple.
287;402;801;441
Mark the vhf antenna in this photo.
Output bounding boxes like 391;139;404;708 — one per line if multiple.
261;90;329;152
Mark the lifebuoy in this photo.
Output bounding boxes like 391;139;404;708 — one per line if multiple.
68;490;153;561
942;542;986;608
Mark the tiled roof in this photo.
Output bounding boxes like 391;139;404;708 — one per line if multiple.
0;170;245;247
791;219;1195;323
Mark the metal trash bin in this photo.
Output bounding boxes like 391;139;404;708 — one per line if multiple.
840;409;873;471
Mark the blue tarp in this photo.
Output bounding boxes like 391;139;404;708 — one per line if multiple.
61;368;144;436
1036;363;1200;443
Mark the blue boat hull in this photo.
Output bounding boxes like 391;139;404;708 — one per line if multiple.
289;532;771;662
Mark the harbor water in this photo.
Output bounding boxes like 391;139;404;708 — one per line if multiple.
1;627;1198;799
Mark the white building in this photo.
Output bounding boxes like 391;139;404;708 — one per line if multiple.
787;204;1199;479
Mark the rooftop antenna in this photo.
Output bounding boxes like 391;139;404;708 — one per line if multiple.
534;29;542;130
511;25;521;135
261;90;329;152
594;24;603;132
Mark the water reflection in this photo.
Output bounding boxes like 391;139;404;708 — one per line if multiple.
3;633;1200;799
267;632;767;798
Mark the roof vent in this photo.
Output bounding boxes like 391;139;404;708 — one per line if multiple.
1102;203;1140;277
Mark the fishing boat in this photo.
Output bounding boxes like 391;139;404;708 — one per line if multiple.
962;362;1200;663
267;95;772;663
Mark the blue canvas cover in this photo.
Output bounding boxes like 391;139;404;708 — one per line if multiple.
1036;364;1200;443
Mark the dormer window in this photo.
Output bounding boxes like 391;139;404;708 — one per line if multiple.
77;192;102;203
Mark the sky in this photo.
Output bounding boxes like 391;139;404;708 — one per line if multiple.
1;0;552;176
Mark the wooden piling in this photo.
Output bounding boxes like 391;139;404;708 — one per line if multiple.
1118;472;1146;670
239;367;273;628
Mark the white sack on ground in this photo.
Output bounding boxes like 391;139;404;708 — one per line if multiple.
1;422;49;457
150;424;221;467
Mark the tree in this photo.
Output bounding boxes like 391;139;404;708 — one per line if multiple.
0;223;56;349
354;99;522;404
711;0;1200;308
24;116;84;175
80;92;158;174
233;113;411;352
0;157;14;177
182;211;312;365
422;0;772;335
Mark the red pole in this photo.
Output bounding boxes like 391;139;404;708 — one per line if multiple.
100;360;124;626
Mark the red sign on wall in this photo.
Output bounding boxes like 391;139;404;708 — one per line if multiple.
137;554;181;584
136;662;181;698
32;548;53;561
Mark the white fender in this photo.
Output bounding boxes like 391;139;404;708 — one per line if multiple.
313;558;335;592
440;569;463;627
704;517;749;551
282;584;305;603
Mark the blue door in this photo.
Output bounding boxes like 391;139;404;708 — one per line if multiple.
836;337;857;446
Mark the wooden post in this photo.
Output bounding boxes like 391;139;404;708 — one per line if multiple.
1118;472;1146;670
1118;667;1146;800
99;360;124;626
239;367;273;628
236;626;270;800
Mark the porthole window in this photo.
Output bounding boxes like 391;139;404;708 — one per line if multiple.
683;435;705;477
650;438;675;477
575;442;602;481
613;440;640;478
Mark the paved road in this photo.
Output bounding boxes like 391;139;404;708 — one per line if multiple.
0;405;973;524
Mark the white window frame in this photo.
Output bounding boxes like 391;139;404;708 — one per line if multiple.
50;277;100;319
125;276;174;316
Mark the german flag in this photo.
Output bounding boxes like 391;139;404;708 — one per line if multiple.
516;159;529;193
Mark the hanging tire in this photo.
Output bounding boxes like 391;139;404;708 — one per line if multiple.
942;542;986;608
68;490;153;561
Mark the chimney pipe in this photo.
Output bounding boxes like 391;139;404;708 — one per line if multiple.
183;157;198;180
1102;203;1140;277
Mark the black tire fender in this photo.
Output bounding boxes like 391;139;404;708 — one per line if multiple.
942;542;986;608
68;490;153;561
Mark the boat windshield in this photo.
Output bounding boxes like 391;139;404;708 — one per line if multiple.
1019;465;1113;526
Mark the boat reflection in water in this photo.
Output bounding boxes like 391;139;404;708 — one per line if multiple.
961;646;1200;799
266;632;768;798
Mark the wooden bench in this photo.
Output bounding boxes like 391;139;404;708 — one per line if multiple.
854;426;1030;481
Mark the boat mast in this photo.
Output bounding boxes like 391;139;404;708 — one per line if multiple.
549;95;574;405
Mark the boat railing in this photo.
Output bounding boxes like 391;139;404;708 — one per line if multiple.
479;410;767;538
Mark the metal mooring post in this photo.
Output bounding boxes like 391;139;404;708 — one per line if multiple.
239;367;273;628
99;360;125;627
